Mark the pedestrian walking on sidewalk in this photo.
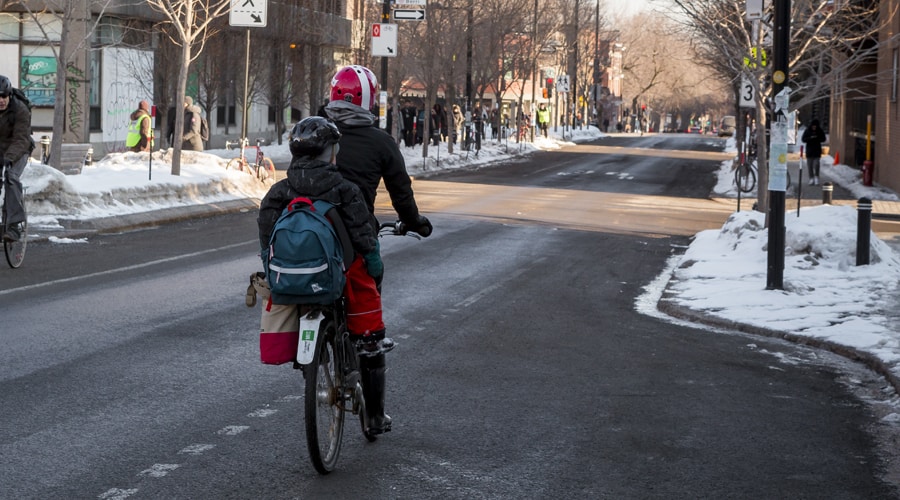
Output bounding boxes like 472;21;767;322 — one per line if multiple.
802;118;827;186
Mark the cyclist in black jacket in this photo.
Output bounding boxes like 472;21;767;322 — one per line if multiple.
325;65;432;238
324;65;432;435
0;75;32;243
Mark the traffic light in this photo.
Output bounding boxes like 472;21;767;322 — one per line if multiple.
542;88;548;99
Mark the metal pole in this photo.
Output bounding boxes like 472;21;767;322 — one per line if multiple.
572;0;579;129
857;197;872;266
530;0;537;142
593;0;600;129
465;0;473;147
766;0;789;290
381;0;390;91
242;28;250;141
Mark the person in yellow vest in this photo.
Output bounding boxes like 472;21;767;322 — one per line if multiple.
126;100;153;152
537;103;550;137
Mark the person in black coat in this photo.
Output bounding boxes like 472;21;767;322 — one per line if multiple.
400;101;416;147
801;118;827;186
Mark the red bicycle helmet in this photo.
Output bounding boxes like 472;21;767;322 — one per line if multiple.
330;65;378;110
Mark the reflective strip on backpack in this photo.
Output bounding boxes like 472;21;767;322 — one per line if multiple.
268;263;329;274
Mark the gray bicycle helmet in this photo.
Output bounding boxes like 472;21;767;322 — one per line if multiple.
289;116;341;158
0;75;12;96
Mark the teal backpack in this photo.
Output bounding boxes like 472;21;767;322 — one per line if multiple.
263;197;346;304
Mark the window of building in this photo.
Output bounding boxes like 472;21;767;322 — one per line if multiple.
0;13;20;41
268;105;276;124
22;14;61;42
217;105;236;126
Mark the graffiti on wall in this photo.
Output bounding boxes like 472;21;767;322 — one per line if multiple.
66;63;85;134
20;56;57;106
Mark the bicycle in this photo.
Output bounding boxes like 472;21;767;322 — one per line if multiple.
1;161;27;268
225;137;276;184
734;142;791;193
299;220;423;475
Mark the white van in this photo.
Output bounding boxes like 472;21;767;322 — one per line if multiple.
719;116;736;137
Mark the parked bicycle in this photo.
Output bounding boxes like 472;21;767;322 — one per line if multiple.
225;137;275;184
300;220;423;474
1;161;26;268
734;141;791;194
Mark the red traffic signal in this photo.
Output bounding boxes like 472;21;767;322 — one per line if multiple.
641;104;646;111
546;77;554;88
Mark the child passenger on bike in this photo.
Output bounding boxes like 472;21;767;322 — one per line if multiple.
257;116;393;434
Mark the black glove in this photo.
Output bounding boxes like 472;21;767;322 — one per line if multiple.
410;215;432;237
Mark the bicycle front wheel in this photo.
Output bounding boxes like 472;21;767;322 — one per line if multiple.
735;163;757;193
259;157;276;184
304;319;345;475
4;220;26;268
226;157;247;173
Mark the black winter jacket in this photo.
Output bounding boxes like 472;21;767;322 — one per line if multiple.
257;157;377;257
801;124;827;159
0;96;33;164
325;101;422;227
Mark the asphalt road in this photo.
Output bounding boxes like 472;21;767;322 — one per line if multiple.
1;134;898;498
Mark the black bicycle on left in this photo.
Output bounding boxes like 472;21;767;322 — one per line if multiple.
1;161;26;268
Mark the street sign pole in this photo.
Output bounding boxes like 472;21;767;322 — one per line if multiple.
381;0;390;97
230;0;268;142
767;0;790;290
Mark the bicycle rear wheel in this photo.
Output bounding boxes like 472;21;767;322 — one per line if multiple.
735;163;757;193
304;318;345;475
4;220;26;268
259;157;276;184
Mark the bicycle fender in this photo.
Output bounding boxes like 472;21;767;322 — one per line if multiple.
297;310;324;365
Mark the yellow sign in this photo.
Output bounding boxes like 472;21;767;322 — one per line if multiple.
743;47;768;68
773;70;785;84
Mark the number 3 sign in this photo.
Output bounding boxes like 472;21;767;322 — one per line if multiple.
739;76;756;108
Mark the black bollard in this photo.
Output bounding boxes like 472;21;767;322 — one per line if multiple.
822;182;833;205
857;197;872;266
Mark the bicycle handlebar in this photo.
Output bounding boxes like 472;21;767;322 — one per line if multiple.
379;221;425;240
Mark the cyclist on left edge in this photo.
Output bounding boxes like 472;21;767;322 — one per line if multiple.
0;75;33;243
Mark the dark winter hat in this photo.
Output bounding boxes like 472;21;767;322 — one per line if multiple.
810;118;820;127
139;100;150;111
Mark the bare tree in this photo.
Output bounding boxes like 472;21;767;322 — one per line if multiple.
146;0;230;175
669;0;883;211
14;0;114;170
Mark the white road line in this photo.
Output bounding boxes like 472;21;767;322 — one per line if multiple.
0;241;255;296
218;425;250;435
138;463;180;478
98;488;138;500
248;408;278;418
178;444;215;455
454;258;544;308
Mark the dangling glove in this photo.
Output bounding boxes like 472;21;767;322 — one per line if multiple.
363;241;383;279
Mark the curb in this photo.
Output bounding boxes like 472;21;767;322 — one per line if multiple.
31;198;260;243
656;294;900;395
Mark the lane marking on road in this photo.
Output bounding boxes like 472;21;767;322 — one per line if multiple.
218;425;250;435
0;241;255;296
138;463;180;477
98;488;138;500
178;444;215;455
248;408;278;418
454;258;545;308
